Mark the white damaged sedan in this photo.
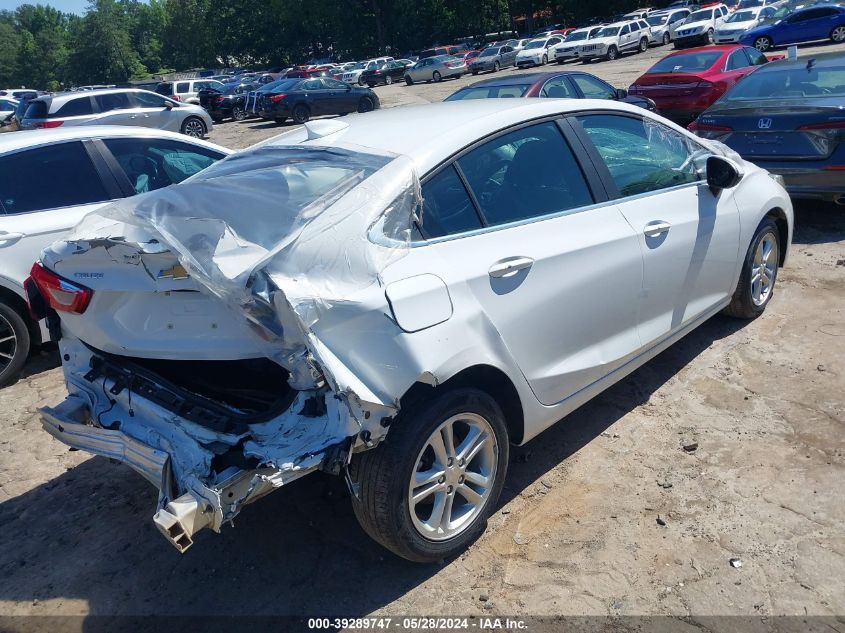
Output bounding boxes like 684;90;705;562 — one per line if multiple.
29;100;792;562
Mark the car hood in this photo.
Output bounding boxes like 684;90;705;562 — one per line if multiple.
676;19;712;30
719;19;757;29
517;48;544;57
580;36;615;46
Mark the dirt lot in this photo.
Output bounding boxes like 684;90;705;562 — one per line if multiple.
0;40;844;628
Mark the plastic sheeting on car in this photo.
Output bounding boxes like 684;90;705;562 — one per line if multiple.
62;143;422;388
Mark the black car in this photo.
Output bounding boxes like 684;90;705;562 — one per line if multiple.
444;71;657;112
199;80;260;122
361;61;410;87
689;53;845;206
257;77;379;124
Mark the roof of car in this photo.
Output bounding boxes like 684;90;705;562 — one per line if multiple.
0;125;231;154
664;44;744;55
262;99;659;174
36;87;161;105
458;71;583;87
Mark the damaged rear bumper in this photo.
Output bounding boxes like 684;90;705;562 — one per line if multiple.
40;390;324;552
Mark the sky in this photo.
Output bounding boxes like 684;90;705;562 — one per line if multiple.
0;0;90;14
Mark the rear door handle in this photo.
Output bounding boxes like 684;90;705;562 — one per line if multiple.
0;231;24;246
489;256;534;278
643;221;671;238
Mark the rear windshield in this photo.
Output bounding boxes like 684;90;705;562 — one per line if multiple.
648;51;723;73
445;85;531;100
155;83;174;96
23;100;48;119
720;66;845;101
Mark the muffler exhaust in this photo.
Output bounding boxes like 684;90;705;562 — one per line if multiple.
153;493;214;553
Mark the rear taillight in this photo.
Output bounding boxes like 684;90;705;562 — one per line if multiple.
798;121;845;131
28;262;93;314
688;121;732;133
36;120;63;128
270;94;287;102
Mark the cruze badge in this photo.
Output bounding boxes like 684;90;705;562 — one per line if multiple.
758;118;773;129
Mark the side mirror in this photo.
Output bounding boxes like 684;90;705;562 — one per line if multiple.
615;88;628;99
706;155;741;192
164;102;173;110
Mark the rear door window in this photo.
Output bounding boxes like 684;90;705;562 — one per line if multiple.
456;121;594;226
95;92;132;112
0;142;110;214
420;165;483;238
55;97;94;117
103;138;223;194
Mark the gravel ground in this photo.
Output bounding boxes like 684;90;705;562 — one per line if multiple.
0;39;843;628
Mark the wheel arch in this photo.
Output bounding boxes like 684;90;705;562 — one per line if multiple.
399;364;525;445
0;283;41;346
764;207;789;266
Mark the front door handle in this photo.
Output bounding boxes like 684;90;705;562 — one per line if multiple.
489;256;534;278
643;221;671;238
0;231;24;246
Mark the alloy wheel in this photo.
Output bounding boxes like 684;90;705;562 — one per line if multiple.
751;232;778;306
754;36;772;51
386;75;393;85
0;313;17;377
182;118;205;137
408;412;498;541
832;26;845;42
707;28;714;44
232;107;246;121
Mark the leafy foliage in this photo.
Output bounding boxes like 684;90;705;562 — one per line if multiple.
0;0;639;89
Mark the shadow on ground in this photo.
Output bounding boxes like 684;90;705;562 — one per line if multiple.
0;312;745;626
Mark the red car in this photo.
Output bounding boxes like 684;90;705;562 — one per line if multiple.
627;44;772;124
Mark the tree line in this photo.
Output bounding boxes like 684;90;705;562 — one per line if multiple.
0;0;639;90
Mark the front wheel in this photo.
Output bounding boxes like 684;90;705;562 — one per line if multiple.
639;37;649;52
663;32;671;45
753;35;773;51
404;75;413;85
724;218;780;319
706;28;714;44
831;25;845;43
541;54;548;65
180;116;206;137
432;70;442;82
350;387;509;562
357;96;375;113
493;61;500;72
0;301;30;388
606;45;619;61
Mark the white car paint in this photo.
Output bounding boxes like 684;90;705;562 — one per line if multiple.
715;5;777;42
515;36;564;66
36;99;793;553
673;5;730;43
646;8;692;43
554;27;602;61
0;127;230;382
577;20;651;60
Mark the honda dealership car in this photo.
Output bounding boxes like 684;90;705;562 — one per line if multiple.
30;100;791;562
689;52;844;204
0;127;229;386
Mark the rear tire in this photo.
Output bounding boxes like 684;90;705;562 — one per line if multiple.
724;218;780;319
0;301;30;388
433;70;442;82
291;104;310;124
831;25;845;43
405;75;413;85
180;116;206;137
231;106;247;122
350;387;509;562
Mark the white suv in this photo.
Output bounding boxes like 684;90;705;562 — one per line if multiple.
154;79;225;104
577;20;652;61
672;4;729;47
646;9;692;45
554;27;602;63
0;127;229;386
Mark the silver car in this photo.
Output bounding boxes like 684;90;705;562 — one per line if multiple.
469;45;518;74
20;88;214;138
404;55;467;84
